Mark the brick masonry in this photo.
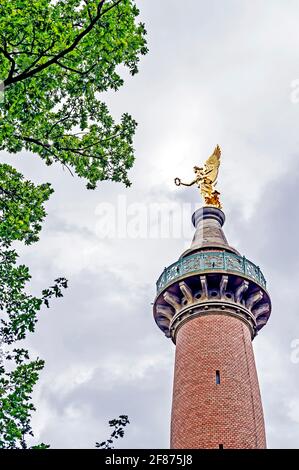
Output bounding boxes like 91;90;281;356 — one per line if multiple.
170;313;266;449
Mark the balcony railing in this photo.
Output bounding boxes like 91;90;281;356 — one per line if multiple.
156;250;266;294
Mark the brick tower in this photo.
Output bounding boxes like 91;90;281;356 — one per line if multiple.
153;206;271;449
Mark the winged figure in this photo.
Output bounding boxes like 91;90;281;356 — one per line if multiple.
174;145;222;208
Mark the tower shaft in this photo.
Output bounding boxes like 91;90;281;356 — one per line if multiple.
171;314;266;449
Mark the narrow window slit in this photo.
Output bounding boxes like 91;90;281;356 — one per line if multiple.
216;370;220;385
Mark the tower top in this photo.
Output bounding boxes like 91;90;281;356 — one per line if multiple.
153;147;271;340
154;203;271;340
174;145;222;209
181;206;240;258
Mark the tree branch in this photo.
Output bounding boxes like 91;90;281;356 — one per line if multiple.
4;0;118;86
59;132;122;152
21;40;57;75
56;59;99;76
84;0;94;21
6;32;27;48
101;0;123;16
0;44;16;82
20;136;74;176
0;186;17;199
46;105;77;138
56;61;85;75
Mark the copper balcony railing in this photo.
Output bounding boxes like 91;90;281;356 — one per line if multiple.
156;250;266;294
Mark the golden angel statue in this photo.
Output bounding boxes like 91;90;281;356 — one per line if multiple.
174;145;222;208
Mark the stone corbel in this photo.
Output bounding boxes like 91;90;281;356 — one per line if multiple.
252;303;270;320
200;275;208;299
156;304;174;322
246;290;263;310
235;280;249;303
163;292;181;312
179;281;194;305
219;275;228;299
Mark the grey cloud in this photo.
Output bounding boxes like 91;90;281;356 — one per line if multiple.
3;0;299;449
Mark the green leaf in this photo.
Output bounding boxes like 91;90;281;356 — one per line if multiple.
0;0;148;188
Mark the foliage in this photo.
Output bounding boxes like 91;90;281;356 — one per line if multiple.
0;0;147;448
0;168;67;448
0;164;53;245
0;0;148;188
96;415;130;449
0;244;68;344
0;350;49;449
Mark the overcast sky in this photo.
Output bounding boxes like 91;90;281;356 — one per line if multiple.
3;0;299;448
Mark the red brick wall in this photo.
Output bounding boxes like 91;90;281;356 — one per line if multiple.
170;313;266;449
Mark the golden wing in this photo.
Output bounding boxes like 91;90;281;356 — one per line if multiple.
204;145;221;183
